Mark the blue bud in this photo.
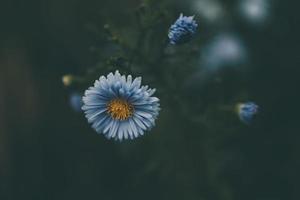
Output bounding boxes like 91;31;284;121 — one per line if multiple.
236;102;259;124
168;13;198;45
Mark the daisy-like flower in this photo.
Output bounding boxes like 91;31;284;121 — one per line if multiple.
236;102;259;124
82;71;160;141
168;13;198;45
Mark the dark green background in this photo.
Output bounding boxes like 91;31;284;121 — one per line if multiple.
0;0;299;199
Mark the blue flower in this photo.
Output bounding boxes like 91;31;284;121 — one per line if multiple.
168;13;198;44
82;71;160;141
69;92;83;112
236;102;259;124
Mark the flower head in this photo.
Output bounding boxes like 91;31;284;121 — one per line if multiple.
236;102;258;124
82;71;160;141
168;13;198;45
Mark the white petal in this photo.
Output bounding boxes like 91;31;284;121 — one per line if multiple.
107;72;114;83
131;77;142;89
135;110;152;119
127;75;132;86
86;108;107;122
132;116;147;130
103;119;114;135
123;125;128;140
129;118;138;138
109;120;119;139
93;115;109;132
147;88;156;96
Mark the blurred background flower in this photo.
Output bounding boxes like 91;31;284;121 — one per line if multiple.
190;0;226;24
201;33;247;71
62;75;74;87
238;0;270;25
69;92;83;112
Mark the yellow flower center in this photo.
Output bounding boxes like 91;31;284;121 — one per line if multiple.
107;99;134;120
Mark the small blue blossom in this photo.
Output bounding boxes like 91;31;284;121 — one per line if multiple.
168;13;198;44
236;102;259;124
69;92;83;112
82;71;160;141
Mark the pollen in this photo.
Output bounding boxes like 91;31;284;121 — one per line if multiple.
107;99;134;120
